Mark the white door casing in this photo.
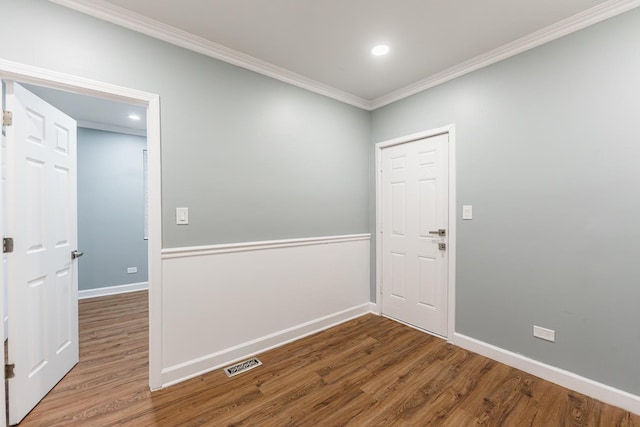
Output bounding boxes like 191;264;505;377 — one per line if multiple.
5;82;79;425
0;59;163;399
0;81;7;427
2;85;7;340
377;126;456;338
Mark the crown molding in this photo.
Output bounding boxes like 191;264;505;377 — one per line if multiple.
370;0;640;109
50;0;640;112
48;0;373;110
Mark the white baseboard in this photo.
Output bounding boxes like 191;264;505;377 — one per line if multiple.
369;302;381;315
454;333;640;415
161;302;372;387
78;282;149;300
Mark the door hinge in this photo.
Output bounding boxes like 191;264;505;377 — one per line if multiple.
2;110;12;127
5;363;15;379
3;237;13;253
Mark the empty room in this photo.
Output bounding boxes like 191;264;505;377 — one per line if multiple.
1;0;639;425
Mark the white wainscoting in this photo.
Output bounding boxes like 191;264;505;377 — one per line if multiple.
160;234;371;387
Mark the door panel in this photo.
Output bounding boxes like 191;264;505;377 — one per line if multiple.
390;252;406;299
5;82;79;425
417;256;436;307
381;133;449;336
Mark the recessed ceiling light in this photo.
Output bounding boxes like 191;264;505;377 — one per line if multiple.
371;44;390;56
129;114;141;121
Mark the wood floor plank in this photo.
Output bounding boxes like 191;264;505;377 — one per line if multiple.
15;291;638;426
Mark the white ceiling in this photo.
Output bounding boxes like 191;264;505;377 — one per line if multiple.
37;0;637;123
51;0;638;111
96;0;608;101
23;84;147;135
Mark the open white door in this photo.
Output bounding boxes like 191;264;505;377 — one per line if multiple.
4;82;79;425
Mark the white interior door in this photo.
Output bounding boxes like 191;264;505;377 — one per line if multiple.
5;82;79;425
381;133;449;336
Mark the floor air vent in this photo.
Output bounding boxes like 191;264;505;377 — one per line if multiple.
223;358;262;377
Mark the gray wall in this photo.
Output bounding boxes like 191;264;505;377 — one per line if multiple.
77;128;148;290
371;9;640;395
0;0;370;248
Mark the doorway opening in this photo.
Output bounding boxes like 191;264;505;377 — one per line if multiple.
0;60;162;424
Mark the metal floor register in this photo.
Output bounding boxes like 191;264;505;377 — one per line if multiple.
223;358;263;377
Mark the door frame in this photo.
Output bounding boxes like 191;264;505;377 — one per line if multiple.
0;60;163;409
375;124;457;340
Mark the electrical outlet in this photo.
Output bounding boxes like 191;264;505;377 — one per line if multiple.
533;325;555;342
127;267;138;274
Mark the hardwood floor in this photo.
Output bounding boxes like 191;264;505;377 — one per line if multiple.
17;291;639;426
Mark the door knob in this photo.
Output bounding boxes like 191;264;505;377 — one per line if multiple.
429;229;446;236
71;250;84;260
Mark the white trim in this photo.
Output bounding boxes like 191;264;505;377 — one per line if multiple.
374;126;453;150
146;95;163;391
78;282;148;300
0;58;163;390
454;333;640;416
0;84;6;426
375;125;456;341
50;0;640;111
161;233;371;259
48;0;371;110
371;0;640;109
0;59;151;105
77;120;147;137
369;302;381;315
161;303;371;387
446;126;457;341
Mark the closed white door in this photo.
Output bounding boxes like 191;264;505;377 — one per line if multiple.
5;82;79;425
381;133;449;336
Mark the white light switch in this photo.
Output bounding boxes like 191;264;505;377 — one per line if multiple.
176;207;189;225
462;205;473;220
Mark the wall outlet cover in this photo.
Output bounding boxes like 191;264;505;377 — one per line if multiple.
533;325;555;342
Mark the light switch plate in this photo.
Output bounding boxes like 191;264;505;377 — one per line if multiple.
176;207;189;225
462;205;473;220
